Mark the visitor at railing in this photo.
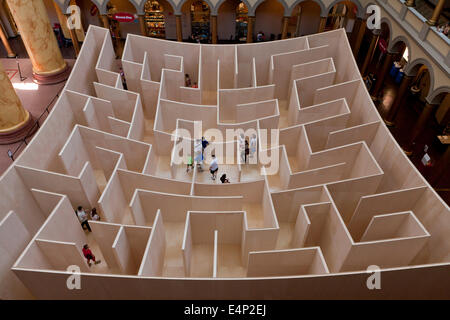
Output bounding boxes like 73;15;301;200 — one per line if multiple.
437;22;450;38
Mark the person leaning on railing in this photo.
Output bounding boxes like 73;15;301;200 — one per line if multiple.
437;22;450;37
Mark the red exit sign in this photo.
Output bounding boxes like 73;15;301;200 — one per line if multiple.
113;13;135;22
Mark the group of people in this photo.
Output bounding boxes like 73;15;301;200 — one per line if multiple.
75;206;101;267
187;34;208;44
256;31;266;42
208;154;231;184
185;74;198;88
187;136;209;173
437;22;450;38
76;206;100;232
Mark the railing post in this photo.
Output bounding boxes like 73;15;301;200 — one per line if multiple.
427;0;446;26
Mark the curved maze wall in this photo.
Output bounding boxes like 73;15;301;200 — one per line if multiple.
0;26;449;299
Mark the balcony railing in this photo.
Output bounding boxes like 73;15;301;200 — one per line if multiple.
379;0;450;72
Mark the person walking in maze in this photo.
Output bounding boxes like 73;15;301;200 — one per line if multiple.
76;206;91;232
82;244;101;267
209;154;219;180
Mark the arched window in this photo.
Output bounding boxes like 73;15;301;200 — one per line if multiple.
190;0;210;40
145;0;166;38
235;1;248;42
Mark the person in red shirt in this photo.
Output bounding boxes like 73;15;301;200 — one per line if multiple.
82;244;101;267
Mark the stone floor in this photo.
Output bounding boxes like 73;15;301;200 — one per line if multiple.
0;58;75;175
359;49;450;206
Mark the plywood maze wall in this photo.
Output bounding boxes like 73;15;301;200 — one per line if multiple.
0;26;449;299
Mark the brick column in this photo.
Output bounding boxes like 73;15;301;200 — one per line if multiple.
281;16;289;39
211;15;217;44
383;75;414;126
318;16;326;33
403;102;438;155
371;52;395;101
176;15;182;42
360;29;380;77
247;16;255;43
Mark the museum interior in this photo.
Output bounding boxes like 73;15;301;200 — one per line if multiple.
0;0;448;300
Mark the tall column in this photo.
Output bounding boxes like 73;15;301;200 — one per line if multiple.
318;16;326;33
405;0;415;7
429;144;449;185
6;0;69;84
211;15;217;44
427;0;446;26
1;1;18;35
0;61;32;144
353;19;366;57
100;14;110;29
281;16;289;39
247;16;255;43
54;2;79;57
66;15;80;57
0;21;15;57
175;15;182;42
112;21;122;58
428;94;449;184
349;18;362;48
371;52;395;101
53;2;71;40
403;102;438;155
138;14;147;36
383;75;414;126
360;29;380;77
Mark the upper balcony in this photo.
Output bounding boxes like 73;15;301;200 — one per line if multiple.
377;0;449;73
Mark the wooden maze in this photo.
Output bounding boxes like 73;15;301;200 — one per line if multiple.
0;26;449;299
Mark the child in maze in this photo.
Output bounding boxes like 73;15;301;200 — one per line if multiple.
82;244;101;267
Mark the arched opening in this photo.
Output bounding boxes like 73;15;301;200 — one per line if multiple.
371;22;390;71
325;1;357;33
235;1;249;42
75;0;103;32
103;1;141;57
430;90;450;203
377;40;410;115
289;0;321;37
410;66;431;103
144;0;175;39
217;0;249;43
254;0;284;41
105;1;141;38
181;0;211;42
383;61;433;153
